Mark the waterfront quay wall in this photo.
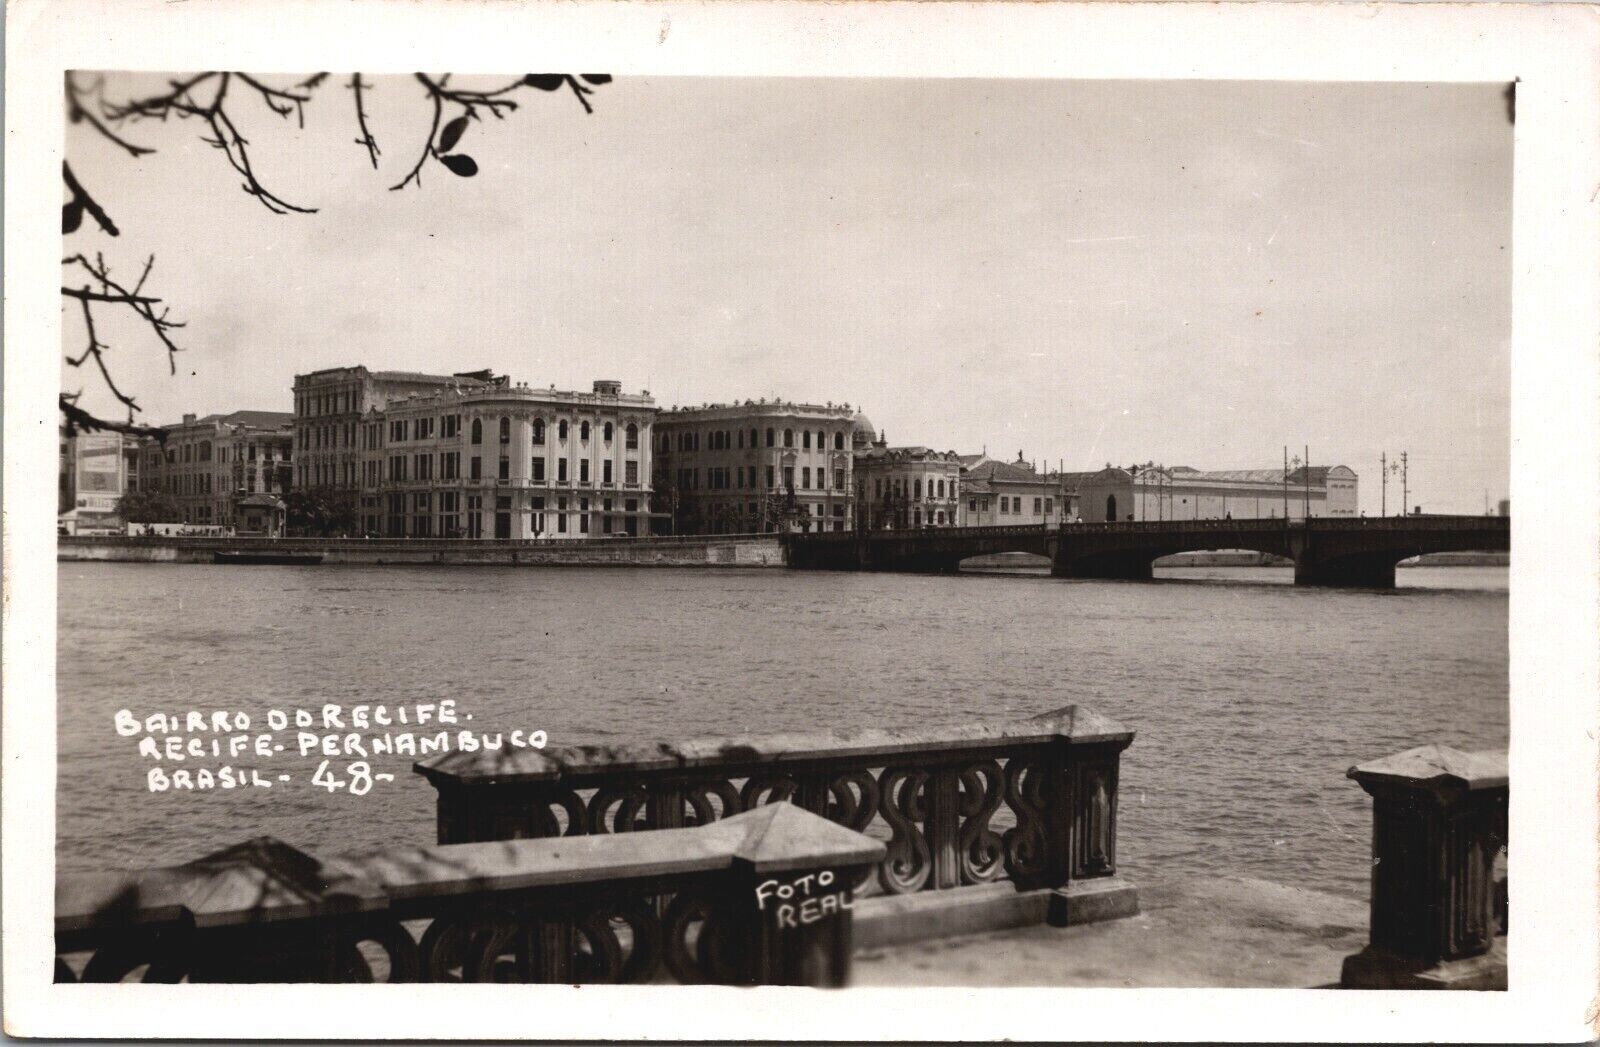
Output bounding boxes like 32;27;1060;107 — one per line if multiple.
57;534;786;568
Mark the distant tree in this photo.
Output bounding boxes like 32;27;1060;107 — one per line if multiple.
61;71;612;437
285;486;359;537
116;488;182;523
757;486;804;534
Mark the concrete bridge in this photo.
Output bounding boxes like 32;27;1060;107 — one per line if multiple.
785;515;1510;588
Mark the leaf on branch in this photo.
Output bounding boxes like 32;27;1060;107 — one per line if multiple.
580;74;613;85
438;153;478;177
523;75;565;91
437;115;470;153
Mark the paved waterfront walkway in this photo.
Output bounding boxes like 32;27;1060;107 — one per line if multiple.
852;875;1367;988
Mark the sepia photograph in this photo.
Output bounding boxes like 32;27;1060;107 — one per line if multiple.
7;0;1600;1041
51;68;1513;989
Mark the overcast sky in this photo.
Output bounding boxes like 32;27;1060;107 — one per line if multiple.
65;76;1510;514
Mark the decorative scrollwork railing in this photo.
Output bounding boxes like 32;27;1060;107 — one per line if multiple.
415;705;1135;900
55;803;883;985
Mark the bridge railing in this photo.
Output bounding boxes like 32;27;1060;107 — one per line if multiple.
790;524;1052;543
415;705;1134;907
55;804;883;985
787;516;1509;544
1340;745;1508;990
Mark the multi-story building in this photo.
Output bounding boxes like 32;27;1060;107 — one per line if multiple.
58;429;138;533
293;366;495;492
652;401;860;534
1065;464;1359;522
137;411;294;529
854;435;963;530
356;378;657;539
958;454;1066;527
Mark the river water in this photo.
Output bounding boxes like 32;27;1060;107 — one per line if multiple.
56;563;1507;899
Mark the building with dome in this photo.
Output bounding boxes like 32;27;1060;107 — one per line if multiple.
850;412;878;451
652;399;859;534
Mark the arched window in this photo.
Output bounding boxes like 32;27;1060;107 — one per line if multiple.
532;419;545;445
834;431;844;450
471;418;482;445
765;428;775;448
499;417;510;444
581;421;591;442
817;430;825;450
784;429;794;448
1106;495;1117;522
626;422;638;449
604;421;614;442
802;431;811;450
559;419;569;440
750;428;759;448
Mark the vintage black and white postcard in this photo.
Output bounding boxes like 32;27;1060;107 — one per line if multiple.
5;0;1598;1041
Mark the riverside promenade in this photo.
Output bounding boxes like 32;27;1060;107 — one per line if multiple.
54;708;1506;988
57;533;784;567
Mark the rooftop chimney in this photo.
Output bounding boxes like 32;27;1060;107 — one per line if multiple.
182;413;196;424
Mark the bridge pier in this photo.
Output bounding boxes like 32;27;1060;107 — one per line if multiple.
1293;555;1397;590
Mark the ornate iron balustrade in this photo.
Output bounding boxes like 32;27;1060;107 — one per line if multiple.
55;804;882;986
1340;745;1508;990
415;705;1133;900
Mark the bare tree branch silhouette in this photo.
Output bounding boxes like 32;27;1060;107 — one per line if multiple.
59;71;610;436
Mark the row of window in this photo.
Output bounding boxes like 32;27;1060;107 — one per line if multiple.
664;427;847;453
302;462;358;488
471;417;641;448
969;496;1054;515
296;388;357;418
149;441;288;467
675;465;846;492
303;422;357;452
364;415;645;450
869;476;959;501
364;495;643;538
379;453;641;486
149;470;287;497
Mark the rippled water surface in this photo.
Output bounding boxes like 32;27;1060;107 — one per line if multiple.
57;563;1507;898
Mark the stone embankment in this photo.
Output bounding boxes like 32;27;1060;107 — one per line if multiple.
57;534;786;568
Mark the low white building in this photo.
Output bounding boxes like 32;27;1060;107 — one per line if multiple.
1065;464;1359;522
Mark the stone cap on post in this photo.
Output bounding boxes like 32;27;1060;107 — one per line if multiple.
57;836;390;939
1347;745;1508;801
58;807;885;944
414;704;1134;789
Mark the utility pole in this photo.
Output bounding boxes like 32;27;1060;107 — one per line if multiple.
1282;446;1289;520
1401;451;1409;516
1304;444;1310;519
1381;452;1387;517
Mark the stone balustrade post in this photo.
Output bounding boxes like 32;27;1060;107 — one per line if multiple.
1340;744;1507;990
1043;708;1140;926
